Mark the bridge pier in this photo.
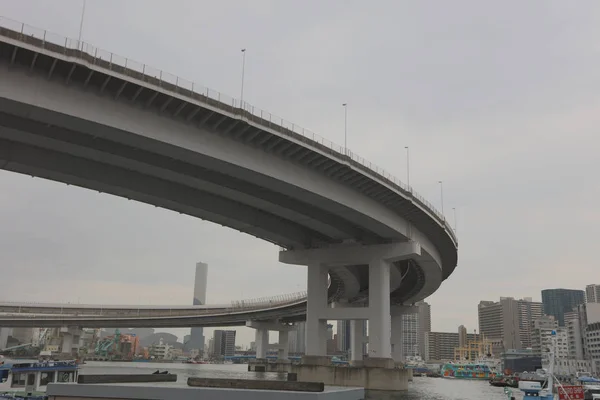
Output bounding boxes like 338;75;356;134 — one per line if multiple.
280;242;420;390
349;320;366;366
246;320;295;372
390;305;418;363
59;327;82;356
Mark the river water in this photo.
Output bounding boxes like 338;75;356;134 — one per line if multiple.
81;361;520;399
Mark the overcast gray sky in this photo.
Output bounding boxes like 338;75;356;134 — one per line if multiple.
1;0;599;346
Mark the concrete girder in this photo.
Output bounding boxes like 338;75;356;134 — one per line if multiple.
256;132;273;146
83;69;94;87
172;101;187;117
220;119;239;135
114;81;127;100
242;128;263;143
245;321;296;332
29;52;38;71
0;114;381;244
265;137;282;152
65;64;76;84
185;106;201;121
47;59;57;78
159;97;173;113
199;111;214;125
279;241;421;267
0;139;328;249
99;75;111;93
212;115;228;130
131;86;144;102
144;91;158;107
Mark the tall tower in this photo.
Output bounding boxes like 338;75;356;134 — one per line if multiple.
542;288;585;326
186;262;208;354
586;284;600;303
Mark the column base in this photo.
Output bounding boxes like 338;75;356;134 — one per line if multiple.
301;355;331;366
363;357;395;369
349;360;364;367
291;363;410;391
248;358;268;372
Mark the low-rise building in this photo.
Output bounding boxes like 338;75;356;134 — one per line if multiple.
148;338;172;360
531;316;568;363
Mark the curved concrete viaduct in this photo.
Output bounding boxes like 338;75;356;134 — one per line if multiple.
0;20;458;362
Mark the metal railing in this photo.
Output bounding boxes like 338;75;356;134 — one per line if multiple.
0;291;307;319
0;16;457;246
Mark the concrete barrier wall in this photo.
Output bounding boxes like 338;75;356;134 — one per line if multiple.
292;365;410;391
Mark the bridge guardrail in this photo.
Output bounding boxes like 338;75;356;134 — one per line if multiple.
0;291;307;319
0;16;457;247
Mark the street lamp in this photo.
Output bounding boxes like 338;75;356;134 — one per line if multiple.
78;0;87;50
404;146;410;188
342;103;348;153
452;207;457;233
438;181;445;217
240;49;246;108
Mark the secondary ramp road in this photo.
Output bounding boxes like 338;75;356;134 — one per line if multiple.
0;18;458;354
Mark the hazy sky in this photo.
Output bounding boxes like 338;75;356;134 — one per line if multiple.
1;0;599;346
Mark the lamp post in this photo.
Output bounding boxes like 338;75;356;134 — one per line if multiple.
404;146;410;188
342;103;348;153
240;49;246;108
452;207;457;233
77;0;86;50
438;181;445;217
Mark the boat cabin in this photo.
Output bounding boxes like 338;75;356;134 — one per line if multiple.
0;360;78;396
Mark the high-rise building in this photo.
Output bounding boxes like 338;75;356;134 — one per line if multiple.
586;284;600;303
565;311;584;360
399;301;431;359
478;297;521;354
542;288;585;326
212;330;236;358
458;325;467;348
334;320;366;356
336;320;350;353
186;262;208;353
424;331;480;361
418;302;432;357
517;298;544;349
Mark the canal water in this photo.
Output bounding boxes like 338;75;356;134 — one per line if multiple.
81;361;520;399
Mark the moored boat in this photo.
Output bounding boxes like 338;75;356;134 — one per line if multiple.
0;360;78;399
441;361;498;380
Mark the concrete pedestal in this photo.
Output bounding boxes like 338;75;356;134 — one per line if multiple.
291;363;410;391
248;359;292;373
248;359;268;372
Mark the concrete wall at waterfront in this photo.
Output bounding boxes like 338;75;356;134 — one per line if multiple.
292;364;410;391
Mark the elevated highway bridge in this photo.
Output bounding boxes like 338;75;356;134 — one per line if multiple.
0;17;458;362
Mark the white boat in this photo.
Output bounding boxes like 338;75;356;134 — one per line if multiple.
504;330;587;400
0;360;79;399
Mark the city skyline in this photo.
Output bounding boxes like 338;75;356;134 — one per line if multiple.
1;0;600;348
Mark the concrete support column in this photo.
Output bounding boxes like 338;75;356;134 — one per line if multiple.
305;263;328;356
391;313;403;362
368;258;391;359
61;333;73;354
278;331;289;360
350;320;365;363
255;328;269;360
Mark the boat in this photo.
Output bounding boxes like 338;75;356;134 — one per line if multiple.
0;360;79;399
578;376;600;400
504;330;586;400
441;361;498;380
